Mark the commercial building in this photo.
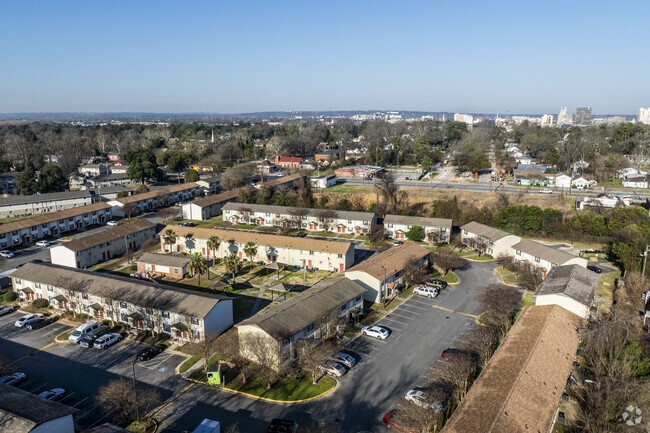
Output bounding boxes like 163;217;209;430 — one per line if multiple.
135;252;190;279
0;202;112;249
575;107;592;125
345;242;431;303
11;262;233;341
557;106;573;125
237;278;365;370
512;239;587;276
222;203;377;234
0;383;77;433
274;156;304;169
442;304;581;433
49;220;157;269
108;182;202;217
309;174;337;189
334;165;385;179
182;190;239;220
460;221;521;257
638;107;650;124
0;190;95;218
533;264;600;319
383;214;452;243
162;225;355;272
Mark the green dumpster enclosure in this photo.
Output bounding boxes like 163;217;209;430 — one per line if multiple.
207;364;221;385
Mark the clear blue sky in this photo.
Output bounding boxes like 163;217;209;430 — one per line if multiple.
1;0;647;114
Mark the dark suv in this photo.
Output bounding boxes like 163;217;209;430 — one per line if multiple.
266;419;299;433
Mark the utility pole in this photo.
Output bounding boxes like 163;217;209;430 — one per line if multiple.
642;244;650;276
132;361;140;421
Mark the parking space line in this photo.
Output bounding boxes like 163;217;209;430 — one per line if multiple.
9;342;55;365
40;324;68;337
378;323;404;332
86;414;109;429
31;382;49;393
71;396;89;408
59;392;76;403
385;312;416;321
400;304;429;312
431;305;478;318
380;317;410;327
76;404;101;420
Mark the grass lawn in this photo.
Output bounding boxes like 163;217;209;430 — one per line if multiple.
521;292;534;307
309;231;338;238
495;266;523;285
179;355;202;374
595;270;619;313
277;270;334;286
126;418;156;433
56;330;73;342
338;233;355;239
225;374;335;401
326;184;375;194
465;254;494;261
438;271;460;284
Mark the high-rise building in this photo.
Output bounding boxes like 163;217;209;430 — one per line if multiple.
638;107;650;124
557;107;572;125
541;114;554;125
454;113;473;124
575;107;592;125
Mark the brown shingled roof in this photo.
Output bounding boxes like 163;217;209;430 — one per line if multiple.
442;305;581;433
0;202;111;235
57;220;156;252
191;189;240;208
345;242;431;280
116;182;199;204
161;225;353;255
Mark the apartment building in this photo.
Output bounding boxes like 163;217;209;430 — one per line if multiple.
0;202;112;249
182;189;239;220
460;221;521;257
512;239;587;276
0;190;95;218
383;214;452;243
108;182;202;217
237;278;365;370
261;173;303;190
11;262;233;341
50;220;157;269
162;225;355;272
534;265;600;319
222;202;377;234
135;253;190;279
0;383;76;433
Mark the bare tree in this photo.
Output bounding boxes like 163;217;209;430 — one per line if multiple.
313;208;337;233
430;352;477;403
403;259;428;290
219;331;252;385
458;325;499;368
431;251;465;276
95;379;161;425
197;332;220;373
288;207;308;229
475;284;522;338
393;399;443;433
239;332;282;390
374;170;400;216
294;339;338;385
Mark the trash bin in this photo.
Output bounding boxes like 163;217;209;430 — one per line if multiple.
206;364;221;385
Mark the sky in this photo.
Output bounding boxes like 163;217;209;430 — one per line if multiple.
1;0;648;114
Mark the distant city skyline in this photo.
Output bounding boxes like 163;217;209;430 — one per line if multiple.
1;1;648;114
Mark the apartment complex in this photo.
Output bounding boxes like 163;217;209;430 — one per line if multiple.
108;182;202;217
237;278;365;370
512;239;587;276
383;214;452;243
162;225;355;272
0;190;95;218
0;202;112;249
135;253;190;279
222;202;377;234
534;264;600;319
460;221;521;257
11;263;233;341
49;220;157;269
182;190;239;220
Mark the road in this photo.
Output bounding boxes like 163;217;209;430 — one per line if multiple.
156;260;501;433
0;213;164;274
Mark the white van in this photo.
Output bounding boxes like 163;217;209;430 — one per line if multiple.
68;321;100;344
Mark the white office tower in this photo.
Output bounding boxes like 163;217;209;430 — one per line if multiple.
557;107;573;125
638;107;650;124
541;114;554;125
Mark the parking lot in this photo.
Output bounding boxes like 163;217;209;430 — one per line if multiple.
0;310;187;429
156;260;501;433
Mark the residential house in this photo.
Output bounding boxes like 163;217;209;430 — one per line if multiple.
383;214;452;243
259;173;303;190
162;225;355;272
108;182;202;217
107;153;121;162
0;191;95;218
49;220;157;269
572;160;590;172
135;253;190;279
0;172;19;195
345;242;431;303
274;156;303;169
182;189;239;220
512;239;587;277
442;305;582;433
258;160;279;174
314;150;340;162
237;278;365;370
513;171;547;186
571;176;591;189
334;165;385;179
0;202;112;249
0;383;77;433
222;202;377;234
553;173;572;189
195;175;221;194
533;264;600;319
309;174;337;189
11;262;233;341
617;167;647;180
575;194;630;210
460;221;521;257
622;175;650;188
78;163;109;177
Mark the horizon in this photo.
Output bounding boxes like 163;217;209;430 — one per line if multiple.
1;1;648;114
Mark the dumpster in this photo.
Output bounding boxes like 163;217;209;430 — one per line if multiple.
206;364;221;385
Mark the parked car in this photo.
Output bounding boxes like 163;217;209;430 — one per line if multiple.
15;313;44;328
329;352;356;368
0;373;26;386
79;326;110;347
441;348;459;359
587;265;602;273
382;410;417;433
26;317;56;330
106;220;119;226
539;189;553;194
0;250;14;258
296;232;307;238
393;240;403;246
361;325;390;340
405;387;444;410
35;240;50;247
135;344;166;362
68;321;101;344
266;419;299;433
0;305;17;316
319;361;346;377
38;388;65;401
428;279;448;289
93;333;123;350
413;286;439;298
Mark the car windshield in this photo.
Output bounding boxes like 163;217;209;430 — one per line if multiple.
341;354;353;361
72;330;82;336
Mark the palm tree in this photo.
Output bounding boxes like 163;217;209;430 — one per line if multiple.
207;235;221;268
223;254;242;285
162;229;177;252
188;254;208;286
243;241;258;272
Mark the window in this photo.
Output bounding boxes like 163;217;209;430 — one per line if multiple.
163;323;170;332
534;256;541;263
120;302;128;309
145;308;153;314
14;278;21;285
82;293;89;300
309;251;314;255
515;250;521;256
338;254;343;258
266;213;270;217
68;217;73;221
31;226;37;231
35;283;41;289
387;223;393;228
12;231;17;235
190;317;199;325
192;330;200;339
348;220;352;224
59;219;64;223
363;221;368;226
121;313;128;322
47;285;53;292
355;295;362;302
463;230;468;235
250;211;254;216
174;268;179;274
42;224;47;228
162;311;170;318
306;323;314;332
276;214;280;218
340;304;346;312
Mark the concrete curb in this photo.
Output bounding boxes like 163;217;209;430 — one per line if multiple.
495;269;520;287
